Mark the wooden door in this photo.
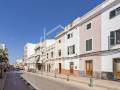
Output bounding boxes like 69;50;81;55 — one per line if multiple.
59;63;61;74
70;62;74;75
86;60;93;77
113;59;120;79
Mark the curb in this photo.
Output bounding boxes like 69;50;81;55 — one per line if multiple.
20;76;39;90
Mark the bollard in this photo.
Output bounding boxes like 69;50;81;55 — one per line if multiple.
89;77;93;87
66;75;69;81
54;73;57;78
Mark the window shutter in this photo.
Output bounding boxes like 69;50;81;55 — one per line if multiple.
89;39;92;50
110;10;116;19
110;31;115;46
86;40;88;51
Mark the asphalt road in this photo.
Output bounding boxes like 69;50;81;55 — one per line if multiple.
22;72;92;90
4;71;32;90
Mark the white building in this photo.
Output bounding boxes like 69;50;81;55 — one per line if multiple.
54;18;81;76
0;43;6;50
24;43;36;59
24;43;36;71
34;40;55;72
23;0;120;80
16;58;24;69
101;0;120;80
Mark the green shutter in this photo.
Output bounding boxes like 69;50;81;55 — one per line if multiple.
89;39;92;50
110;31;115;46
86;40;88;51
86;39;92;51
110;10;116;19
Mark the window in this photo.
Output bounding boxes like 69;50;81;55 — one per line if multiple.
86;23;91;30
58;40;61;43
116;30;120;44
67;45;75;55
110;10;116;19
116;7;120;15
86;39;92;51
51;52;53;58
110;31;115;45
58;50;61;57
67;33;73;39
110;7;120;19
110;29;120;46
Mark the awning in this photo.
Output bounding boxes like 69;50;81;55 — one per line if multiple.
35;55;41;63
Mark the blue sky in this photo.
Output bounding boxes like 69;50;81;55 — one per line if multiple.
0;0;104;64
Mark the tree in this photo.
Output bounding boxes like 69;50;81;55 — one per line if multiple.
0;48;8;62
0;48;8;78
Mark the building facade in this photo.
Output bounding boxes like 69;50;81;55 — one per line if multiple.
24;43;36;71
78;0;120;80
24;0;120;80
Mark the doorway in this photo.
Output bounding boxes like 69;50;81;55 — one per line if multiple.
70;62;74;75
59;63;61;74
86;60;93;77
113;58;120;80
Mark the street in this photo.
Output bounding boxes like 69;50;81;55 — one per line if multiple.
3;71;113;90
4;71;91;90
4;71;33;90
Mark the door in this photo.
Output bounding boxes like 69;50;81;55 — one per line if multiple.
70;62;74;75
113;58;120;79
59;63;61;74
86;60;93;77
37;63;42;70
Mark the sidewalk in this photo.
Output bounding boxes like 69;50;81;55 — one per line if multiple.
0;72;7;90
36;71;120;90
22;71;120;90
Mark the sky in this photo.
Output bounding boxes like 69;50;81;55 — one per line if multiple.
0;0;104;64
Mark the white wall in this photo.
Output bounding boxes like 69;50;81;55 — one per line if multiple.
24;43;36;59
101;3;120;51
64;26;80;57
101;2;120;72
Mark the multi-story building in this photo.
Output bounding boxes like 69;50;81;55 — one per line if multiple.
55;31;66;74
46;43;55;73
24;0;120;80
35;40;55;72
35;42;42;71
78;0;120;80
54;0;120;80
54;17;81;76
101;0;120;80
16;58;24;69
24;43;36;71
24;43;36;60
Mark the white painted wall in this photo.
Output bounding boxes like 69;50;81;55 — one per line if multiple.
101;3;120;51
64;26;80;57
101;2;120;72
24;43;36;59
55;35;66;58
